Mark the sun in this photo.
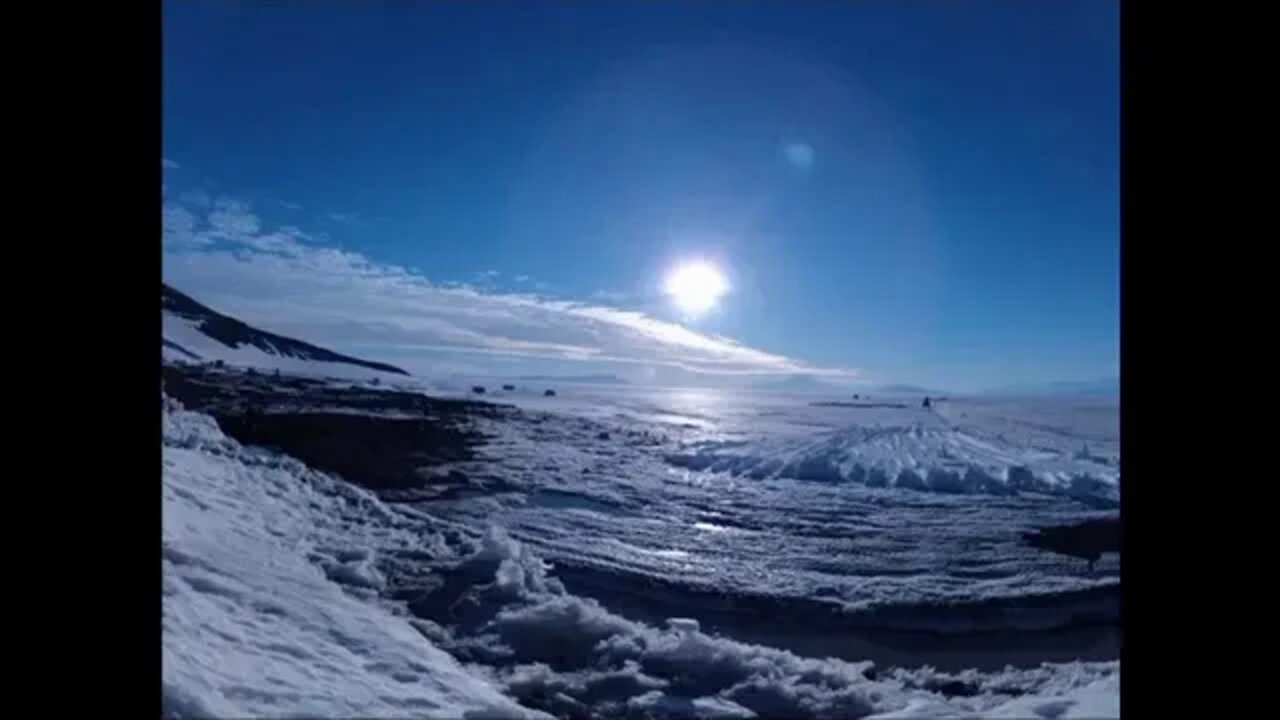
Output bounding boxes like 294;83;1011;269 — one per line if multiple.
663;261;728;317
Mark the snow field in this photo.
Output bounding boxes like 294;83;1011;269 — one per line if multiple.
163;392;1118;718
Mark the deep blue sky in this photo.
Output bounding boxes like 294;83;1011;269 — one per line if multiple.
163;0;1118;392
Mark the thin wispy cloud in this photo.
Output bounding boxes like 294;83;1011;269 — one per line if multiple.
327;211;361;225
207;198;262;238
162;158;181;170
514;275;531;283
161;192;858;379
162;206;206;247
592;289;631;304
179;190;213;209
782;141;815;171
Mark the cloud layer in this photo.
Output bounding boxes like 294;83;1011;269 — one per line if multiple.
162;193;856;380
327;211;361;225
783;142;815;171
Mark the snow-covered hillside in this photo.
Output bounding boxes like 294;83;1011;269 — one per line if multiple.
162;389;1119;718
162;397;545;718
162;283;410;380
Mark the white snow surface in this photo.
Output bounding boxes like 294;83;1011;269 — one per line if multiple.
422;384;1119;618
514;385;1118;499
162;392;1119;718
162;398;544;719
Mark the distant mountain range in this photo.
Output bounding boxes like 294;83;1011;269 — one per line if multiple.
753;375;846;395
874;383;945;396
511;374;630;385
759;376;1119;400
753;375;949;397
754;374;1120;400
981;377;1119;398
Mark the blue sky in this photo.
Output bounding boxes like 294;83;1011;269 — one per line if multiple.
163;0;1118;392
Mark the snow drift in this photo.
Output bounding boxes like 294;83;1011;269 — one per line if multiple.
162;397;542;718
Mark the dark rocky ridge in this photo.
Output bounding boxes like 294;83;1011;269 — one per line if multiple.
163;283;409;375
1022;516;1121;568
163;364;516;499
810;401;909;409
162;338;200;360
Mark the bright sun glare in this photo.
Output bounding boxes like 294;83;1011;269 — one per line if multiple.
664;261;728;317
